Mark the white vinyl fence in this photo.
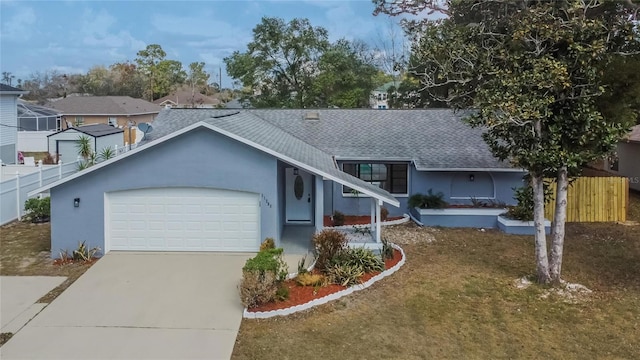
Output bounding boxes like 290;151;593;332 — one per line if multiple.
0;142;140;226
0;161;79;225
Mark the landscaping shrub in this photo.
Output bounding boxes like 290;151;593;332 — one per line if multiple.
23;197;50;223
239;270;278;308
297;254;308;274
312;229;348;271
243;248;288;281
508;186;535;220
240;248;289;308
326;263;364;287
72;241;100;261
332;210;345;226
295;272;325;287
275;286;290;301
330;247;384;273
408;189;448;209
380;207;389;221
381;238;394;260
259;237;275;252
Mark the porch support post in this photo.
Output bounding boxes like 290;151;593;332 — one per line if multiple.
314;176;324;233
370;198;375;232
376;200;382;243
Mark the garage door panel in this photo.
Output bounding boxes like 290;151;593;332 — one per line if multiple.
107;188;259;252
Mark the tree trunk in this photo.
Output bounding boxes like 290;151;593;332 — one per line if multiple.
532;174;551;284
550;166;569;283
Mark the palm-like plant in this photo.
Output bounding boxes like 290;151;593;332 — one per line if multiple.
76;135;92;161
99;147;115;162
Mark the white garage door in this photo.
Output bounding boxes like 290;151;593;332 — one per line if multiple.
106;187;260;252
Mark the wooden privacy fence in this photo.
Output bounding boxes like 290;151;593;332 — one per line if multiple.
544;177;629;223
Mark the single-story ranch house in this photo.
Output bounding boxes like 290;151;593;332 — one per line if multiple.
32;109;526;256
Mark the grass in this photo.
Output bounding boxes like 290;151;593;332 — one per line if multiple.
0;221;94;304
0;220;96;347
232;197;640;359
628;190;640;223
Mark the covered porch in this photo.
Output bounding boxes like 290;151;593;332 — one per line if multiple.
275;157;398;255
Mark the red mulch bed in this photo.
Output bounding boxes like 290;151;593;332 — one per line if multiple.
323;215;404;227
248;249;403;313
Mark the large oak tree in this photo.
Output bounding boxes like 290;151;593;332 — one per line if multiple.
375;0;640;283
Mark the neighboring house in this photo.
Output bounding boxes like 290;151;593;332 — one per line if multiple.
604;124;640;191
47;96;161;144
154;89;222;108
0;84;29;164
32;109;525;256
16;100;61;152
47;124;124;164
370;81;399;110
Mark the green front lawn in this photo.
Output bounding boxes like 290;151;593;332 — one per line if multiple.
232;199;640;359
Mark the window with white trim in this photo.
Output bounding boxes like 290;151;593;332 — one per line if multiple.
74;116;84;126
342;163;408;195
107;117;118;127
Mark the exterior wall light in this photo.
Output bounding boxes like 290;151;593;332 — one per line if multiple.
469;174;475;182
293;168;299;175
74;198;80;207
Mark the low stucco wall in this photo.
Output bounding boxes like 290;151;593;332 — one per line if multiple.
497;216;551;235
414;208;506;228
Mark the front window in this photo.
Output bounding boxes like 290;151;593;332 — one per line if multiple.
342;163;408;195
75;116;84;126
107;117;118;127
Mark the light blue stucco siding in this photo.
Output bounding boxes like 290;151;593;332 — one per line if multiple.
324;164;526;216
50;127;278;256
410;169;525;206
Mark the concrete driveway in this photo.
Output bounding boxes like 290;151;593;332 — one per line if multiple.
1;252;252;359
1;276;66;333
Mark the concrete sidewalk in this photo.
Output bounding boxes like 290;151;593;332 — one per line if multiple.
0;276;66;333
0;252;252;359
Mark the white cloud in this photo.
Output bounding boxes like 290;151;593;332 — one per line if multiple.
0;6;36;41
323;3;376;42
150;12;251;49
80;9;145;51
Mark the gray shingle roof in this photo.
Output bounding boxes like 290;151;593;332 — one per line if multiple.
49;124;123;138
146;108;512;170
47;96;161;115
153;89;222;106
145;109;398;204
0;84;28;93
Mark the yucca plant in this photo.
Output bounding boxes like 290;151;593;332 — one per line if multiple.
99;146;115;162
326;263;364;287
76;135;92;161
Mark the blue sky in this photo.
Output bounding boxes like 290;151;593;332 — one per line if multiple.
0;0;409;88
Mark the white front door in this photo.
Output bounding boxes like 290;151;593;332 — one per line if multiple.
285;168;313;223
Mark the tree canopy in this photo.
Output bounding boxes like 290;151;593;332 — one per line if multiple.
224;17;381;108
376;0;640;283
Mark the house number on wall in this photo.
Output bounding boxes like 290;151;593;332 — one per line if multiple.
294;175;304;200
